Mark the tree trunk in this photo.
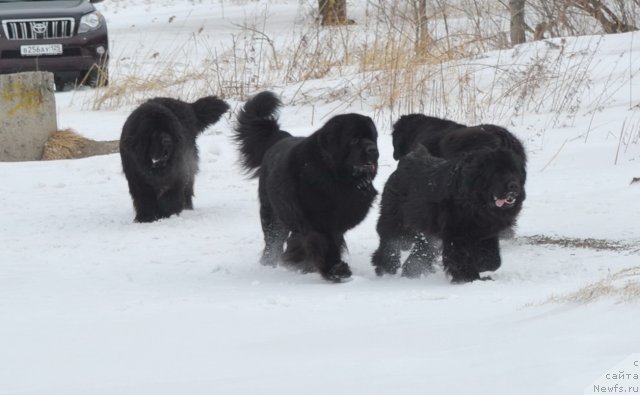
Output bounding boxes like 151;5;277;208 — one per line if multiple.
509;0;526;45
318;0;349;26
415;0;431;55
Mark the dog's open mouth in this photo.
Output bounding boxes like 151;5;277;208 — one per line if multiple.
353;162;377;177
494;193;517;208
151;157;169;168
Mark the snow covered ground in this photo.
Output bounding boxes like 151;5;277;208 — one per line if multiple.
1;1;639;394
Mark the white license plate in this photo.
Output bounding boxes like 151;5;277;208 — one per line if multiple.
20;44;63;56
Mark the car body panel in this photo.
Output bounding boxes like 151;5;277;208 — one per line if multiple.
0;0;109;88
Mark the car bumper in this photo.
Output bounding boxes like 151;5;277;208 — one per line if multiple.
0;27;108;74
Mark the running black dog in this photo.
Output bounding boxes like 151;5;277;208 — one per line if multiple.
120;96;229;222
372;115;526;282
234;91;379;282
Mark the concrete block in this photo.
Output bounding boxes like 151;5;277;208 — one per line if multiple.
0;71;57;161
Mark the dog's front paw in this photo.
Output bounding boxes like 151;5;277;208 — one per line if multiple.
323;261;352;283
375;264;398;276
401;259;436;278
371;249;400;276
449;271;481;284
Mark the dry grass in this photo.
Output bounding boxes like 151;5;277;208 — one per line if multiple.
520;236;640;305
515;233;640;304
82;0;639;128
517;234;637;251
545;267;640;304
84;1;509;112
42;129;119;160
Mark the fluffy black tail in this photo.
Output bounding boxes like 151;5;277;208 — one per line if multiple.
191;96;230;129
234;91;291;177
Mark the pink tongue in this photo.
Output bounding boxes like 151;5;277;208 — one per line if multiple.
495;199;506;208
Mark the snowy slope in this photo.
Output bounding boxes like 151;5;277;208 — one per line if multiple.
1;1;640;394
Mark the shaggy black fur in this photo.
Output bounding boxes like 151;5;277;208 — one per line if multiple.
393;113;527;241
234;91;379;282
372;116;526;283
391;113;526;161
120;96;229;222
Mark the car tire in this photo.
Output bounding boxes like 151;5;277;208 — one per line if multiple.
54;77;67;92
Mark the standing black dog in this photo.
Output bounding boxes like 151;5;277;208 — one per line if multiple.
372;115;526;283
234;91;379;282
120;96;229;222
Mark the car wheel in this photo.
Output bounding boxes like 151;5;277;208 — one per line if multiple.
54;77;67;92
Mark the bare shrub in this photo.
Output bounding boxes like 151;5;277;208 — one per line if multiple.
526;0;640;39
82;0;635;125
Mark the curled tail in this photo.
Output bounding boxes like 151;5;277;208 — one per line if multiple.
233;91;291;177
191;96;230;129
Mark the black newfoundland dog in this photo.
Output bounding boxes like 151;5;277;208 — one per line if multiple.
120;96;229;222
234;91;379;282
372;114;526;283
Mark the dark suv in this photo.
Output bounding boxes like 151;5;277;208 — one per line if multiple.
0;0;108;90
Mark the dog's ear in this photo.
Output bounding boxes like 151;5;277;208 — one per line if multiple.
391;128;406;161
317;121;342;169
401;147;454;202
392;129;412;161
425;156;457;202
318;132;336;168
517;155;527;182
455;150;492;196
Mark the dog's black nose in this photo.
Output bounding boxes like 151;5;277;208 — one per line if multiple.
366;145;379;160
507;180;519;193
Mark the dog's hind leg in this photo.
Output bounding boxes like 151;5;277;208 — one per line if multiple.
282;232;318;273
401;234;438;278
260;202;288;267
371;202;406;276
183;177;195;210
